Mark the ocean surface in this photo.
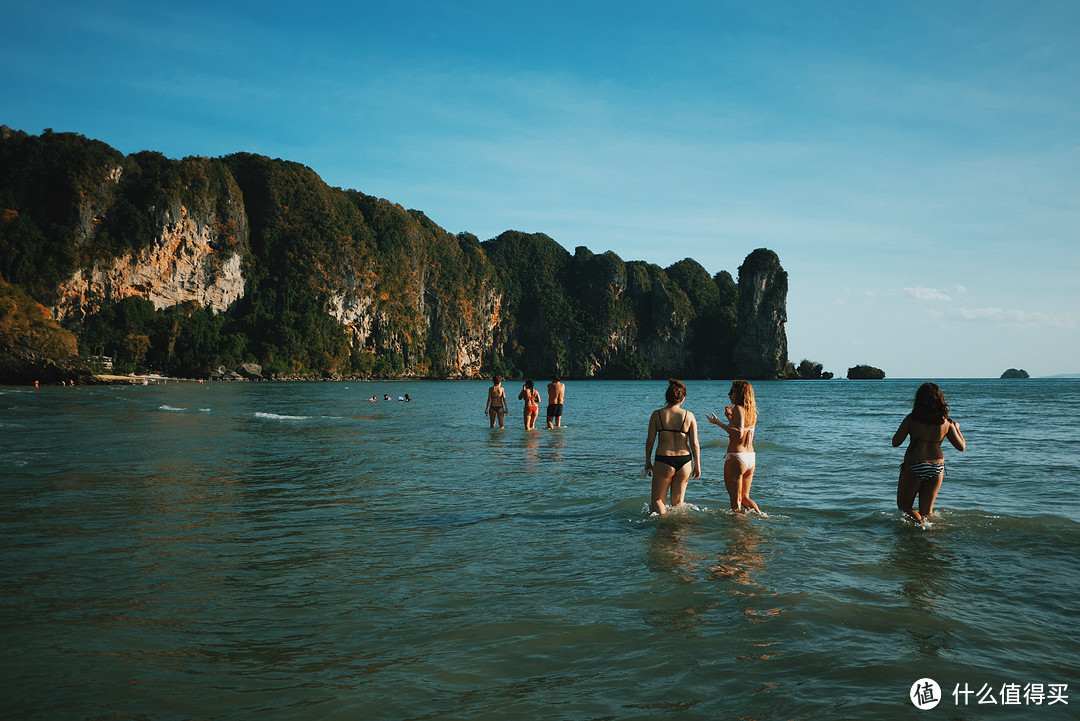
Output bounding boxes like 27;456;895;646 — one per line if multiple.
1;378;1078;720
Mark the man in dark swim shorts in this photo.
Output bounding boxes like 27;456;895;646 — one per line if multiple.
546;376;565;428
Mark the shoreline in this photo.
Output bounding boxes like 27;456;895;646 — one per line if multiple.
50;374;1079;387
93;373;190;385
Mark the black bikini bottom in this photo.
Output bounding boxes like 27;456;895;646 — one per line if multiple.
655;454;692;470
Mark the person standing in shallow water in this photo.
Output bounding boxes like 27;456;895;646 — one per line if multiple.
546;376;565;428
518;379;541;430
644;379;701;515
893;382;966;524
485;376;507;428
707;380;765;516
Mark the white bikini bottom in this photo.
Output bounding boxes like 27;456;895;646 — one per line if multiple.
724;452;756;471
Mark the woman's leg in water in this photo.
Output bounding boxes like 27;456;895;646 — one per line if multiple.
724;456;743;511
668;463;693;508
651;463;675;515
917;473;944;519
739;466;762;515
896;465;924;522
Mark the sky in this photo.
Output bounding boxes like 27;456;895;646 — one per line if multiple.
3;0;1078;378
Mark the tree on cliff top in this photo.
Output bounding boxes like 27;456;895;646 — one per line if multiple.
847;364;885;380
738;248;787;288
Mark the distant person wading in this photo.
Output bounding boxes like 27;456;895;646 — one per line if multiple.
485;376;507;428
519;379;541;430
546;376;565;428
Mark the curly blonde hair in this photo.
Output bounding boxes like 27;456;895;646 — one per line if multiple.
729;380;757;427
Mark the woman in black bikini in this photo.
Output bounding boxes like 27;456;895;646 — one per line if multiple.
485;376;507;428
644;378;701;515
892;382;966;523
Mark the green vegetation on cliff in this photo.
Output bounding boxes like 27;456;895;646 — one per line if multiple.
1;127;788;380
0;128;245;301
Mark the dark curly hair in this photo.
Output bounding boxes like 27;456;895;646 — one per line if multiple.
912;382;950;424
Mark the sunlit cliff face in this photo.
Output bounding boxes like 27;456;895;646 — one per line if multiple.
51;204;245;323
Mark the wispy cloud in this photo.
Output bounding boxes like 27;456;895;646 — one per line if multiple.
950;307;1077;328
906;286;952;301
905;285;968;302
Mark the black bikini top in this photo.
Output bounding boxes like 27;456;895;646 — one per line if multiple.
656;409;689;436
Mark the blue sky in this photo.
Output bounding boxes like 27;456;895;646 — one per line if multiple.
4;0;1078;377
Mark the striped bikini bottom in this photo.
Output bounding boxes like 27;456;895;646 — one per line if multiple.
904;461;945;482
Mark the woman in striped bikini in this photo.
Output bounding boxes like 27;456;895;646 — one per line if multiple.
892;382;966;524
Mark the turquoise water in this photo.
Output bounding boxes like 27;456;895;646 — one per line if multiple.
1;379;1078;719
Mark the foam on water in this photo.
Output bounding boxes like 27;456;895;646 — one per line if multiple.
254;410;311;421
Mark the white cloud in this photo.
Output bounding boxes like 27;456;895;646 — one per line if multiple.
905;286;952;301
951;307;1078;328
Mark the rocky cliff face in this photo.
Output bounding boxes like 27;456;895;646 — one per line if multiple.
2;129;789;380
53;203;245;322
629;262;694;376
732;248;788;379
327;276;502;378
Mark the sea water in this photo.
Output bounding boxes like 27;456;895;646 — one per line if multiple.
1;379;1078;719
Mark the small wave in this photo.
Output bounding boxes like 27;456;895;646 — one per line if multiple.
635;501;716;524
159;405;188;412
254;411;311;421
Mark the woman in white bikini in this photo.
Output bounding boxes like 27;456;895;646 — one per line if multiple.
644;379;701;515
707;380;764;515
892;382;966;523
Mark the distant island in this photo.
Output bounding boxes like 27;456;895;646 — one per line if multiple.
795;359;834;380
847;364;885;380
1000;368;1030;379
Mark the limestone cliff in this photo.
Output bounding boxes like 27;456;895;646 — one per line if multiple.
326;268;502;378
2;128;790;380
625;261;694;377
53;203;245;322
732;248;788;379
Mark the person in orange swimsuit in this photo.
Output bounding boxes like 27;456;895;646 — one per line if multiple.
893;382;966;523
518;379;541;429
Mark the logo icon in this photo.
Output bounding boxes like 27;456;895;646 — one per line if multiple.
911;678;942;710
